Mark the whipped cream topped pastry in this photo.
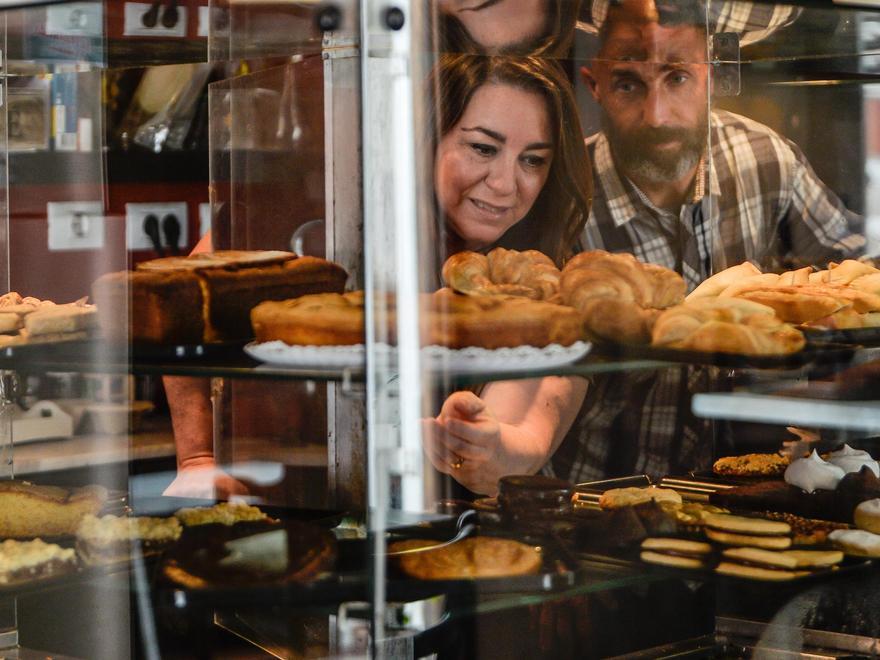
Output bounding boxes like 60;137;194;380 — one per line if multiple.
784;450;845;493
828;444;880;477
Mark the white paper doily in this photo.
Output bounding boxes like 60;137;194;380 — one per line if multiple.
245;341;367;369
245;340;591;373
419;341;591;373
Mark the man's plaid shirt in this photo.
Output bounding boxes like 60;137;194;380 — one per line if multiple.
548;109;865;483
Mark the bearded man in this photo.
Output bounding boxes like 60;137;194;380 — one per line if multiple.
578;0;863;287
545;0;868;483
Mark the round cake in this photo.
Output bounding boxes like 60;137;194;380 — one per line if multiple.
251;288;585;349
390;537;542;580
252;291;366;346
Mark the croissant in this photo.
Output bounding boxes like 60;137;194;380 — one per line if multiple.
686;262;762;300
652;298;805;355
560;250;685;344
442;248;561;302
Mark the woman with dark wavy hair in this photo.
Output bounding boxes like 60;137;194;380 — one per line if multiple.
422;54;593;494
429;53;592;266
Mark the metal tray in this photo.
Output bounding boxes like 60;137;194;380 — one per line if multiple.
802;325;880;347
382;522;579;600
591;341;855;370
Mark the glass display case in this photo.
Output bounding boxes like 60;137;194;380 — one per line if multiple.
0;0;879;658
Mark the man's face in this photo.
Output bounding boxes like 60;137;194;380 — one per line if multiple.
585;21;710;183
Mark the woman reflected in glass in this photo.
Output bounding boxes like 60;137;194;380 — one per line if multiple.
435;0;582;56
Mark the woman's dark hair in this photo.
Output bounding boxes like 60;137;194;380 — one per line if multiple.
428;54;592;264
439;0;582;57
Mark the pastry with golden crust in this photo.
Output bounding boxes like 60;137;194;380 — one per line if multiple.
559;250;685;344
174;502;269;527
253;288;584;349
442;248;561;302
390;537;542;579
253;291;366;346
92;251;348;344
651;298;805;355
76;514;182;564
0;481;107;538
713;453;791;477
598;486;682;510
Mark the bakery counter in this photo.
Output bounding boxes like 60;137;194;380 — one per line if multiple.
12;426;176;477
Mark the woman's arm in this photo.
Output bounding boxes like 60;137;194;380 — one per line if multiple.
423;376;588;495
162;231;249;497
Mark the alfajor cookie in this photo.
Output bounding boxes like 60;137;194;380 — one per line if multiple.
829;529;880;557
640;538;713;570
704;513;792;550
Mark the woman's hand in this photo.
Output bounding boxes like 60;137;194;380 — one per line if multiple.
163;456;251;499
422;391;507;495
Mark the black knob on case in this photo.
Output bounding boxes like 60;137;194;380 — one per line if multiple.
316;5;342;31
384;7;405;30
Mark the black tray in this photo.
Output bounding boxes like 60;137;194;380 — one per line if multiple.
0;338;252;367
802;325;880;347
591;341;856;370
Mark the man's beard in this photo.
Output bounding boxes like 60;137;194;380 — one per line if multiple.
602;112;708;184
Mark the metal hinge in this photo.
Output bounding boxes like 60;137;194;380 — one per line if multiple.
713;32;741;97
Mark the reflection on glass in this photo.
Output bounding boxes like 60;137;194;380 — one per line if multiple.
436;0;582;56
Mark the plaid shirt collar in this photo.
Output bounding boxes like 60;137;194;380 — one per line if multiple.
589;123;713;228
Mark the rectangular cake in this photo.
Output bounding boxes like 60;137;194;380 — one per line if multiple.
92;251;348;344
0;481;108;538
0;539;76;584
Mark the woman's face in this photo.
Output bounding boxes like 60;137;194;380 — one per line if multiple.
435;83;553;250
438;0;548;50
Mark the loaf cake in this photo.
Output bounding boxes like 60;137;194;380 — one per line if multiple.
92;251;348;344
0;481;108;538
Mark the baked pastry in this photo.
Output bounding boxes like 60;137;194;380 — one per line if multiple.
687;262;762;300
252;291;366;346
442;248;561;302
598;486;682;510
761;511;851;545
426;288;583;348
253;288;585;349
713;453;791;477
559;250;685;344
640;537;713;569
390;537;542;579
687;260;880;328
651;297;805;355
76;514;182;564
174;502;269;527
0;481;107;538
0;539;76;584
0;293;97;345
92;251;348;344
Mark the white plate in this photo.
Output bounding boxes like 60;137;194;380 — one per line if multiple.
245;340;591;373
245;341;366;369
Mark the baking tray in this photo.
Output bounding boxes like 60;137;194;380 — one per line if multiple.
381;521;579;601
802;325;880;347
590;341;856;370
